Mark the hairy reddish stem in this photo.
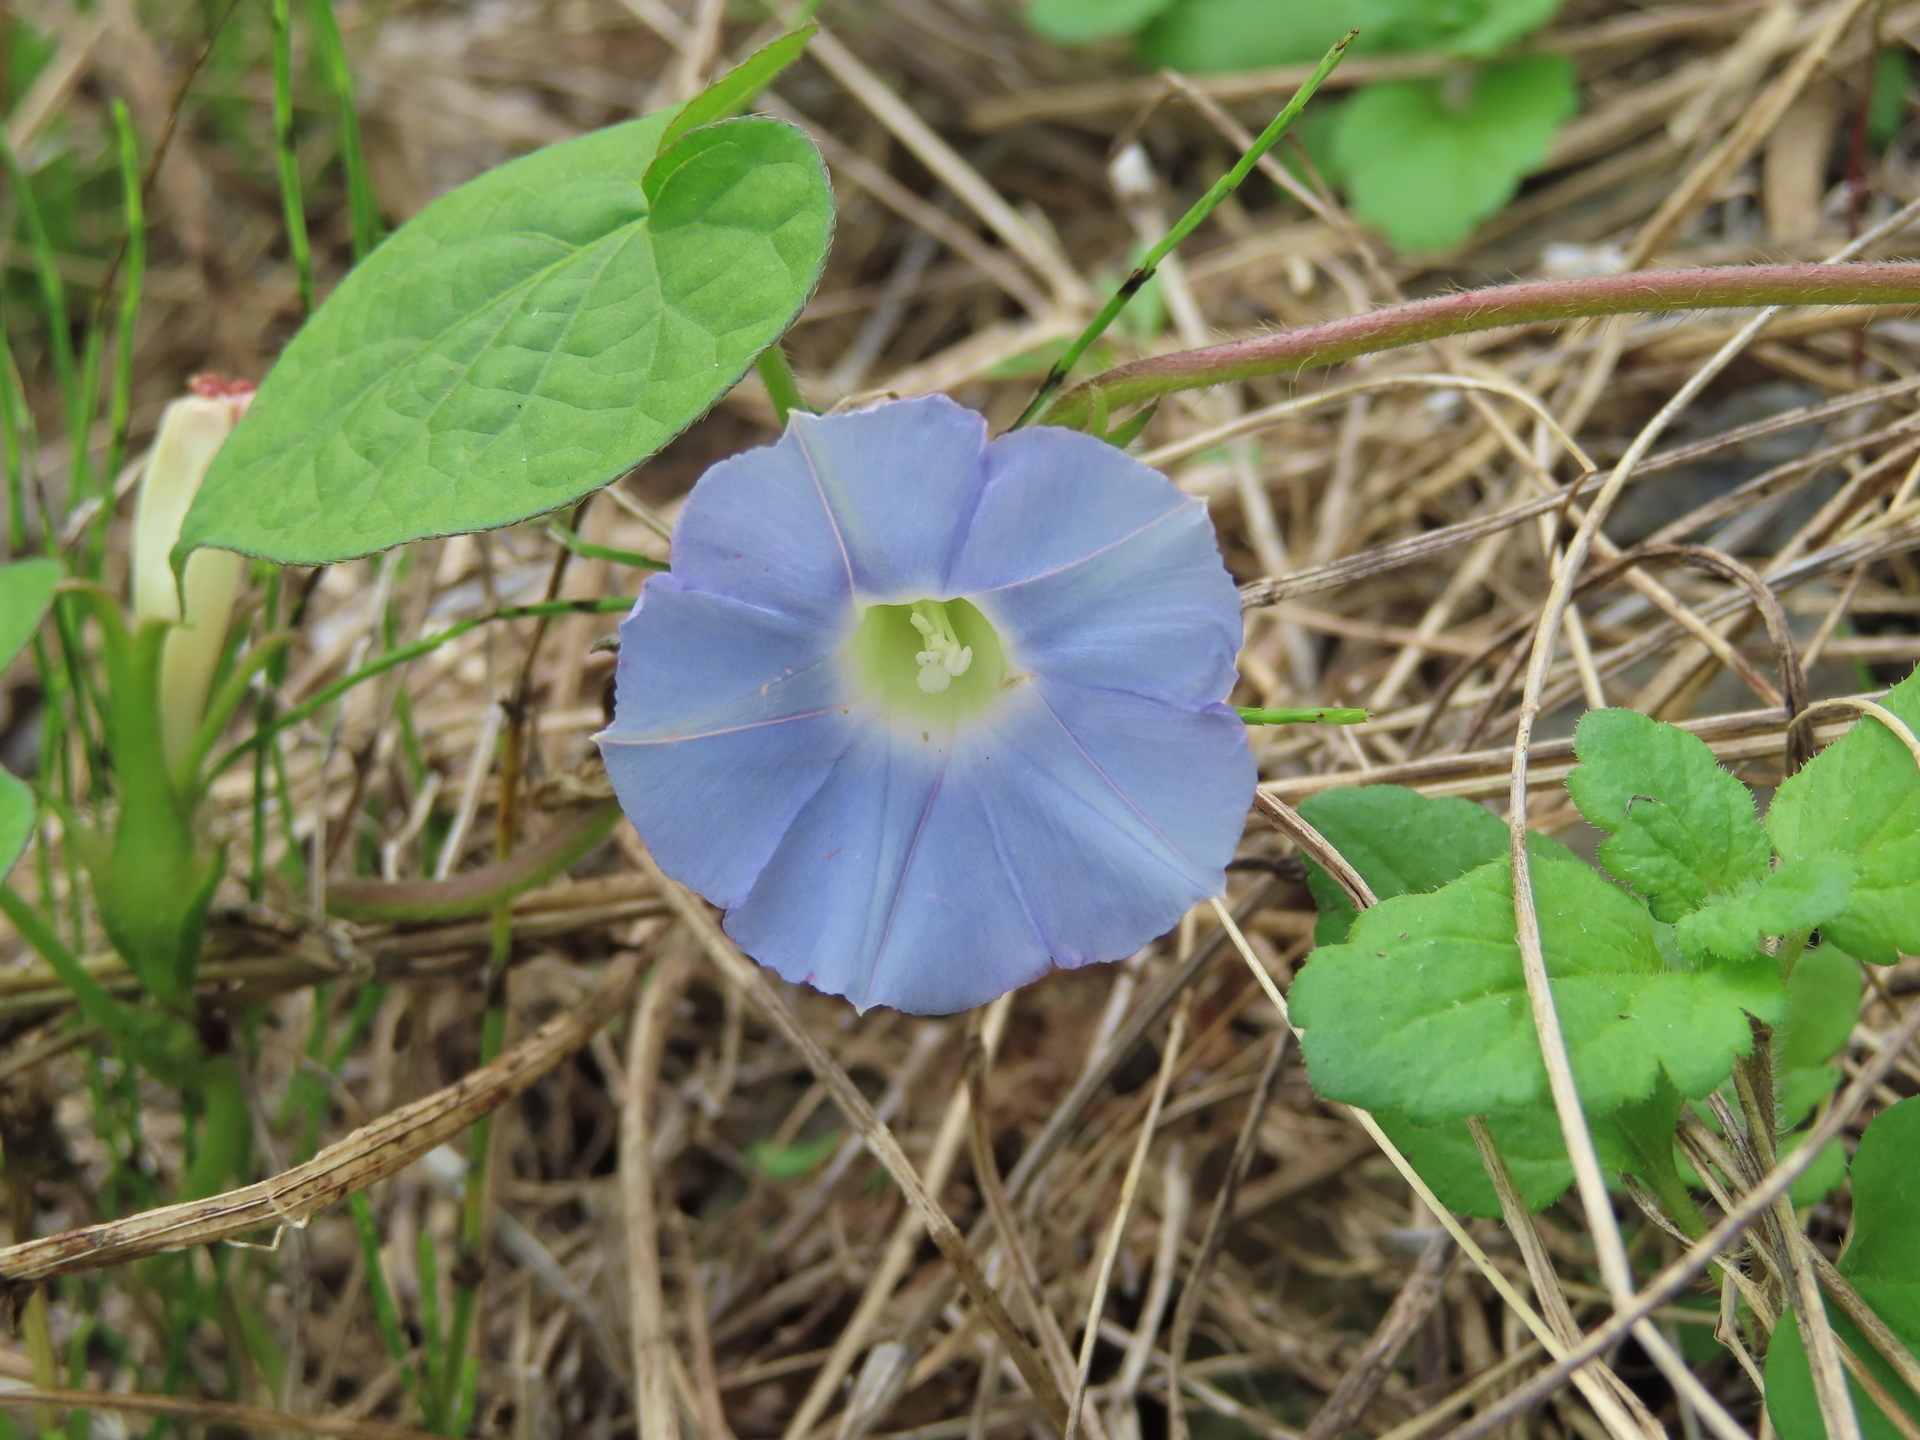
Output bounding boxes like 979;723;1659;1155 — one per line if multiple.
1040;262;1920;427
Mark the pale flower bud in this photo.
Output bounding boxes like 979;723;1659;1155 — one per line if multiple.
130;374;255;770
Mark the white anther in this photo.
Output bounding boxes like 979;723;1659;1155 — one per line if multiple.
910;608;971;691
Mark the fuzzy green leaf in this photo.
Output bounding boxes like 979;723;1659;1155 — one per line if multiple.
1298;783;1575;945
1871;48;1912;150
1839;1100;1920;1278
1332;57;1576;251
1767;944;1861;1134
1674;854;1858;963
1136;0;1367;70
1567;707;1772;922
1778;945;1863;1075
1766;1099;1920;1440
1782;1129;1850;1209
749;1130;841;1180
1291;858;1784;1126
1356;0;1561;56
1031;0;1176;43
1373;1104;1571;1218
1590;1071;1695;1217
180;115;831;566
1767;667;1920;965
660;26;815;149
0;557;60;670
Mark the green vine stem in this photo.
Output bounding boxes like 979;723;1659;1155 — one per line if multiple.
1010;30;1354;431
1238;706;1368;725
326;798;622;923
1039;262;1920;429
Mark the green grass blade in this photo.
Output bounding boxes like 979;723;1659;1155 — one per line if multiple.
69;326;103;539
416;1226;446;1428
0;137;76;420
272;0;316;313
349;1192;424;1409
1010;29;1354;430
308;0;381;260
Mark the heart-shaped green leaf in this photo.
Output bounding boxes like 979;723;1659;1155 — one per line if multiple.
0;771;34;881
1332;57;1575;251
1291;858;1785;1125
660;26;816;150
0;556;61;670
1033;0;1178;45
179;113;832;566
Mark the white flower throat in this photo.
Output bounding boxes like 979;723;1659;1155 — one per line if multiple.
848;595;1006;721
909;600;974;693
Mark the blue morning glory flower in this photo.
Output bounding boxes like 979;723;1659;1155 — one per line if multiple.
594;395;1254;1014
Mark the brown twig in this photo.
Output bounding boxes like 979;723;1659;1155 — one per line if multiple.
0;952;646;1292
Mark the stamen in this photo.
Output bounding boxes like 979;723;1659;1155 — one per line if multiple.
910;605;974;694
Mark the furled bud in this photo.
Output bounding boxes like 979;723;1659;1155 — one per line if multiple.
130;374;255;770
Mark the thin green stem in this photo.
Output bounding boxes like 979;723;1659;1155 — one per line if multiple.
1010;30;1355;430
1238;706;1368;725
308;0;381;260
348;1192;423;1410
1;327;29;558
271;0;316;314
416;1227;446;1427
1044;261;1920;429
103;102;146;501
545;521;667;570
176;633;295;798
0;884;165;1071
69;323;104;547
324;798;619;923
440;994;505;1431
757;344;811;426
22;1288;57;1439
0;137;76;420
250;568;284;903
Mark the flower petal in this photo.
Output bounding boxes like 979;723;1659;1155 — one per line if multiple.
595;576;857;908
668;434;857;629
783;395;983;599
951;425;1195;585
788;395;989;598
724;678;1253;1015
725;720;1054;1014
950;427;1242;706
669;395;990;620
970;679;1254;965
